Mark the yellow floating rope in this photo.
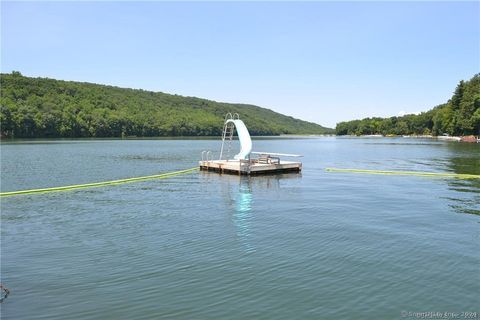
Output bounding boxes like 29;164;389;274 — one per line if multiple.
0;167;199;197
325;168;480;179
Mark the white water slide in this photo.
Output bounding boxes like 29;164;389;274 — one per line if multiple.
219;116;302;161
225;119;252;160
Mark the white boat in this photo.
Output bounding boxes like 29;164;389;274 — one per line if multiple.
437;135;461;142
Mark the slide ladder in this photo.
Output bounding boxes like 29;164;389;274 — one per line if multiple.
220;113;236;160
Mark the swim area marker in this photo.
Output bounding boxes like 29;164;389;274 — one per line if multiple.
2;167;477;198
0;167;198;197
325;168;480;180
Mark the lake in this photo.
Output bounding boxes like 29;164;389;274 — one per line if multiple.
1;137;479;319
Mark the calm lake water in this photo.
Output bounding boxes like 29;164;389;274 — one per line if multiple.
1;137;479;319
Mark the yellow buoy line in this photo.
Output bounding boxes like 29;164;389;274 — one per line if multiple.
0;167;198;197
2;166;477;198
325;168;480;180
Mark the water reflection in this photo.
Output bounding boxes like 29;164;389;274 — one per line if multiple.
443;142;480;215
213;173;302;252
232;179;254;253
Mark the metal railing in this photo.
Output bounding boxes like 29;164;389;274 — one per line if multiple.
201;150;213;165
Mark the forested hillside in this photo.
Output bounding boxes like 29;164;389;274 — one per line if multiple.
336;74;480;136
0;72;332;138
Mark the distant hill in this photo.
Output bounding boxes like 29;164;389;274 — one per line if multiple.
336;74;480;136
0;72;333;138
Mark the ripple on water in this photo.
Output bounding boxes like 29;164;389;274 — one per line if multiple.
1;138;479;319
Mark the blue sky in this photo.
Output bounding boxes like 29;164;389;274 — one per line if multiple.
2;1;479;128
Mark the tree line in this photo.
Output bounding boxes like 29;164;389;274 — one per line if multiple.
0;72;333;138
336;74;480;136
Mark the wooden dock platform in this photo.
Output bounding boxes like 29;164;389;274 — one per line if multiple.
200;114;303;176
199;159;302;175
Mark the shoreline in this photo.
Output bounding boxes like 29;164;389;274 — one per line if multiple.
337;134;479;143
1;134;478;143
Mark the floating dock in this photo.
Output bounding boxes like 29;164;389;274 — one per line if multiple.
199;158;302;175
200;113;302;175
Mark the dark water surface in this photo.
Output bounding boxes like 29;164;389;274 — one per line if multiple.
1;137;479;319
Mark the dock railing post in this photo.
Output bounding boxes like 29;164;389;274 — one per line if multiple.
206;151;211;169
